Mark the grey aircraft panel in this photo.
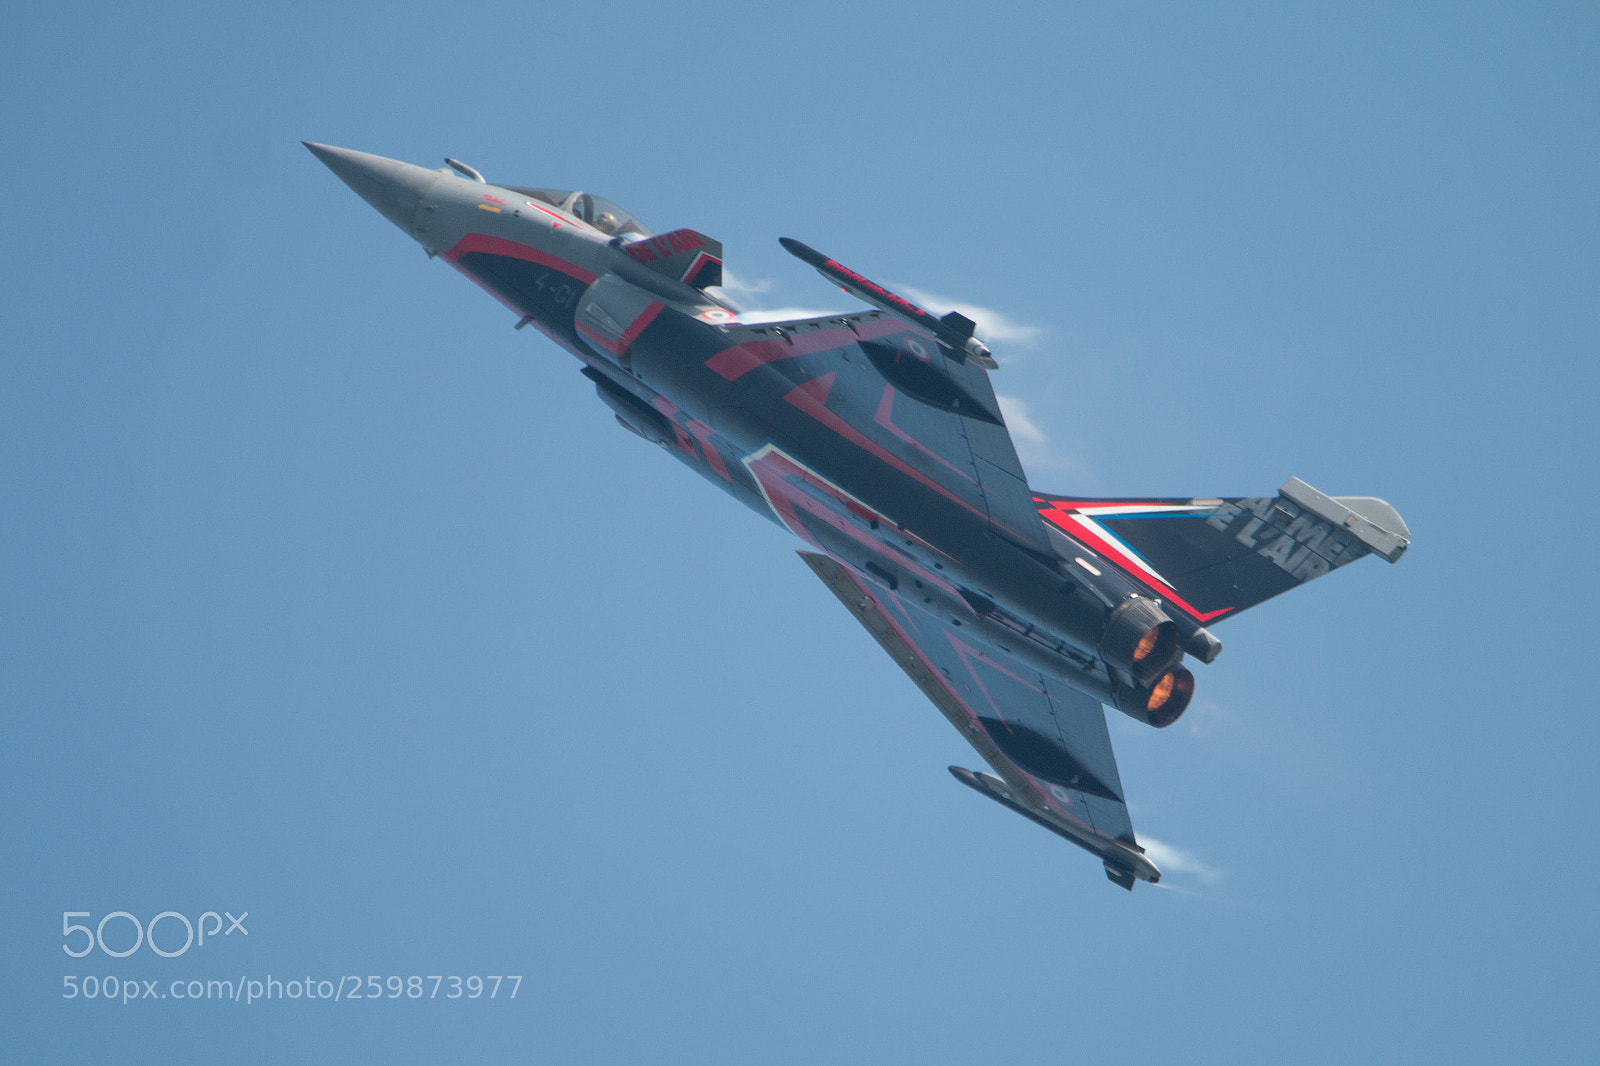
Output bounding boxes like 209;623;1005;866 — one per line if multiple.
798;551;1155;885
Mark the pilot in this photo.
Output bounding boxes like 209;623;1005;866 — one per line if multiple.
594;211;622;236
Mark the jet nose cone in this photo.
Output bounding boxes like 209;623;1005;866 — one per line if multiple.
303;141;440;237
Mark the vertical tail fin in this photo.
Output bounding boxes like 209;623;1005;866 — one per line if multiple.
1034;477;1409;624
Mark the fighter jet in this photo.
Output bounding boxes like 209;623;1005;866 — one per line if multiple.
306;143;1410;890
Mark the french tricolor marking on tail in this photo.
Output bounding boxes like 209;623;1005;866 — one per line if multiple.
1039;501;1232;623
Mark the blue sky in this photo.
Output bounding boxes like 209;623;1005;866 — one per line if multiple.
4;3;1597;1062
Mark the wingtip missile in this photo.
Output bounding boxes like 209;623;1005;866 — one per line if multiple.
779;238;997;368
776;235;826;268
948;767;1160;889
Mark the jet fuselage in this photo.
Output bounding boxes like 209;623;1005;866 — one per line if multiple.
309;143;1411;887
306;145;1161;699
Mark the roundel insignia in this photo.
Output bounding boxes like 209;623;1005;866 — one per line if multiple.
905;337;931;362
699;308;737;323
1049;783;1074;804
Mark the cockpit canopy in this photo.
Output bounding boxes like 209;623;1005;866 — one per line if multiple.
507;187;654;241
